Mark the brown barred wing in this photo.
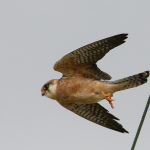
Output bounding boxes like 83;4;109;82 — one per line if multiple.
59;102;129;133
54;34;128;80
69;33;128;64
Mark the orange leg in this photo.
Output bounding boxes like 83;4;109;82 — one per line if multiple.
101;91;114;108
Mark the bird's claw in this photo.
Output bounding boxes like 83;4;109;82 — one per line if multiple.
101;91;114;108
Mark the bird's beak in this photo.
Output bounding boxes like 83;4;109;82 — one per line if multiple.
42;92;45;96
41;90;46;96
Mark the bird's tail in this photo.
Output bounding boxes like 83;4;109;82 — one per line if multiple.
103;71;149;92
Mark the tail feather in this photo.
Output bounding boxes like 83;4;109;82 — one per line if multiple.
104;71;149;92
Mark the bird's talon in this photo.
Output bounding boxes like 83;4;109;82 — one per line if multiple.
101;91;114;108
109;102;114;109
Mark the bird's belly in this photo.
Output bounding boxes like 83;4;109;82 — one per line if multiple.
70;92;104;104
56;79;106;104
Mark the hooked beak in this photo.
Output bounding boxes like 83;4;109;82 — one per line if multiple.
42;92;45;96
41;90;46;96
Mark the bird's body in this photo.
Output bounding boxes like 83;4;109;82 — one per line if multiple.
47;77;108;103
47;77;124;104
41;33;149;133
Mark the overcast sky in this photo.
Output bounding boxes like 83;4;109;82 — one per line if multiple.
1;0;150;150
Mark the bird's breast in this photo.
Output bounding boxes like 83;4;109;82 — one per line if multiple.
55;77;107;103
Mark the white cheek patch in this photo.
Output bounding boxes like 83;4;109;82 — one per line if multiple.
50;83;57;95
44;81;58;100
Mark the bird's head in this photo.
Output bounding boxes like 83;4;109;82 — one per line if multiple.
41;79;58;100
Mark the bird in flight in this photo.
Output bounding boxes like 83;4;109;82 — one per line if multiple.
41;33;149;133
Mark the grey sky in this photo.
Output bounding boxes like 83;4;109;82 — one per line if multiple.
1;0;150;150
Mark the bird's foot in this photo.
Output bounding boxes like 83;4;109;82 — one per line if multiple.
101;91;114;108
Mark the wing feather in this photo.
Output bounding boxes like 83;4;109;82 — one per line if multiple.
69;33;128;64
54;34;128;80
59;102;128;133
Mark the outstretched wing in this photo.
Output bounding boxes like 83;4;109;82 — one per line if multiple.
54;34;128;80
59;102;128;133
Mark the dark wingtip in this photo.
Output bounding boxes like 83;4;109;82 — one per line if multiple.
122;128;129;133
118;33;128;41
145;70;150;78
114;124;129;133
108;33;128;49
114;122;129;133
124;130;129;133
123;34;128;41
121;33;128;36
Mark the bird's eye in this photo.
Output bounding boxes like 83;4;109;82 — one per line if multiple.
43;84;49;90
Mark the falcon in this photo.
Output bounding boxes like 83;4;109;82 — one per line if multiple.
41;34;149;133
